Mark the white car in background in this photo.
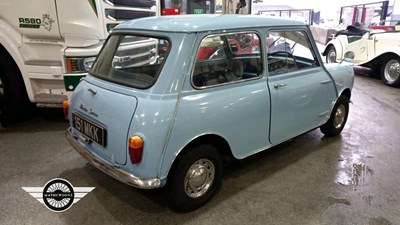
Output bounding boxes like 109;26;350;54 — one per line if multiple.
322;26;400;87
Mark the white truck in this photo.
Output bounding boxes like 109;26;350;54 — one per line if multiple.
0;0;159;125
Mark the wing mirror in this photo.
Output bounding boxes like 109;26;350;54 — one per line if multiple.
340;51;355;64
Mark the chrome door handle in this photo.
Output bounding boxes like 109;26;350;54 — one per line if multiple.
274;83;287;89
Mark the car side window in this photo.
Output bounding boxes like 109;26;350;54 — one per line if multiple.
267;30;319;76
192;32;262;88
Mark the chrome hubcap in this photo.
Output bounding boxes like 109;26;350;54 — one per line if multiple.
184;159;215;198
327;49;336;63
384;59;400;82
334;104;346;129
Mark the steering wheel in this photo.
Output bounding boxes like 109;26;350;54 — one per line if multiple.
268;51;298;70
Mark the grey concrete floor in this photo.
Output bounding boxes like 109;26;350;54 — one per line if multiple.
1;74;399;225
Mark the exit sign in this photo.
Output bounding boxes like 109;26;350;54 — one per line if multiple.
194;9;204;14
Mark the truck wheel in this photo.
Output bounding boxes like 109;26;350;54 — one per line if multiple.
0;48;33;126
168;144;222;212
381;56;400;87
325;46;337;63
320;95;349;137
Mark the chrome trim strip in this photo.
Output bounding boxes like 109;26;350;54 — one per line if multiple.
103;0;114;6
66;127;161;189
25;60;62;66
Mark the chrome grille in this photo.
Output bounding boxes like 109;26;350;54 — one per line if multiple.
103;0;157;32
105;9;155;21
106;0;156;8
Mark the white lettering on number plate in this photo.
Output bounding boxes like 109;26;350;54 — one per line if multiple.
72;113;105;146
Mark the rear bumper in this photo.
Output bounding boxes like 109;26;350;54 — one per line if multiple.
65;127;161;189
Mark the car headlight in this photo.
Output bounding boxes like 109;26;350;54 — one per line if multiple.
66;56;97;73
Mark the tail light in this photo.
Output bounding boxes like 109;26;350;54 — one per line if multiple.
162;8;180;16
129;136;144;163
63;100;69;120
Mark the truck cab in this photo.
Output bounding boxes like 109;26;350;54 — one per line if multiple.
0;0;159;124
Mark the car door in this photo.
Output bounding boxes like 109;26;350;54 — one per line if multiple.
266;29;337;144
168;31;270;159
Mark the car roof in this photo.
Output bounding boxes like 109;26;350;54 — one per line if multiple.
113;14;306;33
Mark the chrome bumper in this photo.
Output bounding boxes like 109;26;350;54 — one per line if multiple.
65;127;161;189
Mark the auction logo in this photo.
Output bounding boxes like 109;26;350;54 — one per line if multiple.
22;178;95;212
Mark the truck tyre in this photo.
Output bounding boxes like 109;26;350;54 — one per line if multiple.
0;47;34;126
381;56;400;87
320;95;349;137
168;144;222;212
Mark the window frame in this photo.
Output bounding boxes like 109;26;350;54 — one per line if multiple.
191;31;264;89
266;28;321;77
89;33;172;89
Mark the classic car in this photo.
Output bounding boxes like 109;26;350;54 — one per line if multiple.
322;26;400;87
65;15;354;212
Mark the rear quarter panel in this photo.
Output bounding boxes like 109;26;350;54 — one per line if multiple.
324;63;354;97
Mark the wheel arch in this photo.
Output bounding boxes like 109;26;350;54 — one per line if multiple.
0;44;31;100
166;134;233;182
0;20;25;75
0;44;23;73
0;21;33;102
322;43;334;56
360;52;400;70
322;40;343;60
339;88;351;101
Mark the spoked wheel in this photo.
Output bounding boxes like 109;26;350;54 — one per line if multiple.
168;144;222;212
320;95;349;137
381;57;400;87
326;46;337;63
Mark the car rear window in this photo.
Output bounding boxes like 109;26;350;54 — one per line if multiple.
90;34;170;89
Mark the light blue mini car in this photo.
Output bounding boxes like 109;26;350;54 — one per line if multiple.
66;14;354;212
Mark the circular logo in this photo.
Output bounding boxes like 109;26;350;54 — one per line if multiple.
42;178;75;212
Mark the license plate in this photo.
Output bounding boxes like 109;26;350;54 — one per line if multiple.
72;113;106;147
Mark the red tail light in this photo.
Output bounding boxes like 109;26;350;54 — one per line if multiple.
162;8;180;16
129;136;144;163
63;100;69;120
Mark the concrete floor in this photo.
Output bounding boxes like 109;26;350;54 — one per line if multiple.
0;74;399;225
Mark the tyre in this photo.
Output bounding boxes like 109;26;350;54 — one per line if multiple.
325;46;337;63
381;56;400;87
168;144;222;212
0;48;34;126
320;95;349;137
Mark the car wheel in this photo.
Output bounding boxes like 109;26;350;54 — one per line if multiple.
381;56;400;87
168;144;222;212
326;46;337;63
320;95;349;137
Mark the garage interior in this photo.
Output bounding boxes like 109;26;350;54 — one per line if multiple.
1;72;399;224
1;0;400;224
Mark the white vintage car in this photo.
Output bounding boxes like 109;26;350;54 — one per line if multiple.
322;26;400;87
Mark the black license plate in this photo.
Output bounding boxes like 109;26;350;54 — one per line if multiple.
72;113;106;146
